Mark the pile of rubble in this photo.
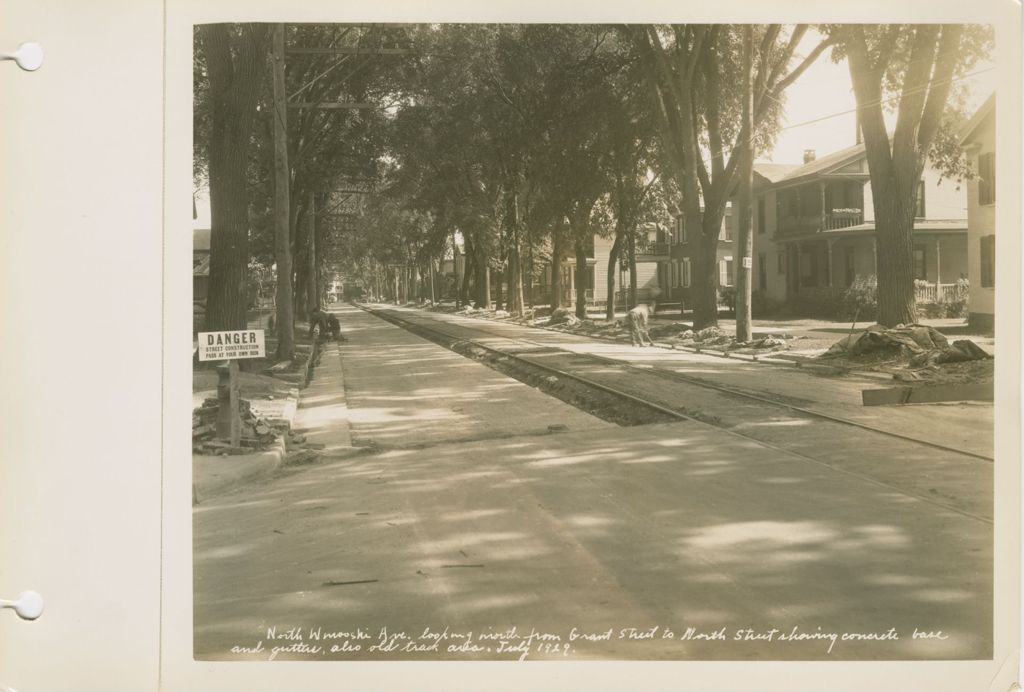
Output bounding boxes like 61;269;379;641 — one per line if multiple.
819;324;992;380
822;324;990;362
192;397;288;455
656;325;791;352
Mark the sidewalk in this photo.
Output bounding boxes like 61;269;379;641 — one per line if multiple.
290;340;354;454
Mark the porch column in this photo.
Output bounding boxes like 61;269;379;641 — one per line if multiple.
795;242;802;293
872;238;877;275
820;182;827;230
935;237;942;284
826;239;834;288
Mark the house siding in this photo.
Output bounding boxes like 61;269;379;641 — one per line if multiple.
963;107;996;329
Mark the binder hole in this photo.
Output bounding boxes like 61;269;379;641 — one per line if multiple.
0;591;44;620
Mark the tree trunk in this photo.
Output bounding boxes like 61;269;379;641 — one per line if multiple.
550;217;564;309
574;239;589;320
526;241;534;308
508;247;521;316
509;193;526;316
692;217;723;330
270;23;294;360
627;232;637;309
451;232;462;308
201;24;267;332
495;260;504;311
605;229;624;320
873;178;918;326
735;25;754;343
474;238;490;309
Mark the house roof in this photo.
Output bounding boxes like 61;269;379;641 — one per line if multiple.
959;93;995;145
773;142;868;185
194;228;211;252
753;163;800;183
819;219;967;236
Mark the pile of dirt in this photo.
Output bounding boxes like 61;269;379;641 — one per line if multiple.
819;324;993;383
192;398;289;455
547;307;581;327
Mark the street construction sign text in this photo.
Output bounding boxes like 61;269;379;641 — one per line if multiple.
198;329;266;361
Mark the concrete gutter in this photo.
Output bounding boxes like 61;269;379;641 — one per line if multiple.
192;435;287;505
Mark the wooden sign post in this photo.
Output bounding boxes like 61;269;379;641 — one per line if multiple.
216;360;241;446
198;329;266;447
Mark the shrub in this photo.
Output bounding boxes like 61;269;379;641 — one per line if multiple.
841;275;878;322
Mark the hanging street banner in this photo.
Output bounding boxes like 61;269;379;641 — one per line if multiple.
198;329;266;361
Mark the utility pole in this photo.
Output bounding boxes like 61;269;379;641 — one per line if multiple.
272;23;295;361
735;25;755;343
307;191;317;313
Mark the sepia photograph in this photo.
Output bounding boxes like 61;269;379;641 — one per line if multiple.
190;21;999;664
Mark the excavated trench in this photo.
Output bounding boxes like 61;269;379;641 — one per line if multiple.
372;310;682;427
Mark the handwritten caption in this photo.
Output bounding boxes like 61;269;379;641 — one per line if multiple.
229;625;949;660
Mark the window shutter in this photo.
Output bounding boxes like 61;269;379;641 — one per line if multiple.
980;235;995;287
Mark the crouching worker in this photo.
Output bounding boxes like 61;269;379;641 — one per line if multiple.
326;312;347;342
308;307;329;341
627;303;655;347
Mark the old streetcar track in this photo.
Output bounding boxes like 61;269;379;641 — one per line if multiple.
359;306;992;525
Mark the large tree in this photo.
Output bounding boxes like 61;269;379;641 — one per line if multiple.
634;25;831;329
197;24;269;331
831;24;992;326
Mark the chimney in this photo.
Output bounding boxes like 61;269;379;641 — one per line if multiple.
803;149;816;164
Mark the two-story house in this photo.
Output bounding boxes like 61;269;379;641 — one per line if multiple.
745;143;968;314
664;204;735;310
959;94;996;331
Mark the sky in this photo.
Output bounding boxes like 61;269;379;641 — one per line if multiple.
764;32;996;164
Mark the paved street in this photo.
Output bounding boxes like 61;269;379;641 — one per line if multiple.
194;306;992;662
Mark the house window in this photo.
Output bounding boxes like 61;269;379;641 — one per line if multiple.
719;258;734;287
777;251;786;274
719;215;733;242
844;246;856;286
978;152;995;205
913;244;927;280
980;235;995;287
916;180;926;219
758;253;767;291
682;258;691;287
757;197;765;234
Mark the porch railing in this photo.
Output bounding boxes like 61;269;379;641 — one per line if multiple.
824;210;864;230
915;282;968;303
635;237;670;256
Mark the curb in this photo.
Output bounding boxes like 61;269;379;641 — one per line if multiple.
192;387;300;505
192;434;287;505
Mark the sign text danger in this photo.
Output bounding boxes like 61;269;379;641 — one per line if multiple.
198;329;266;362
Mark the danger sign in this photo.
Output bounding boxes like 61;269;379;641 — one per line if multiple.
198;329;266;361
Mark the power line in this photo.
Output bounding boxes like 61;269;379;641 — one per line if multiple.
777;66;993;133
